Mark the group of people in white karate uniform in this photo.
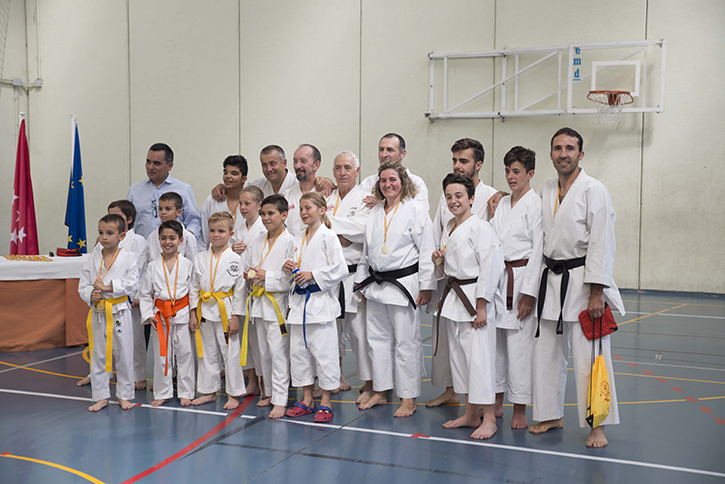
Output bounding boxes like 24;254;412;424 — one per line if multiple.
78;127;623;447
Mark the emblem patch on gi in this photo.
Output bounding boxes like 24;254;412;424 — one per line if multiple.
115;320;122;333
227;261;239;277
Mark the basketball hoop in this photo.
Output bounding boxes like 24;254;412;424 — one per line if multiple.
587;90;634;127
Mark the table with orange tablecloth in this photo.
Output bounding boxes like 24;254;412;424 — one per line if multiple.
0;255;90;352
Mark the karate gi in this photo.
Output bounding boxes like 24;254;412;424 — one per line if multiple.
147;227;198;265
248;170;297;198
79;248;139;402
533;169;624;427
190;247;246;397
282;185;317;237
327;185;373;381
430;181;498;390
490;190;543;404
287;224;348;391
359;167;430;210
197;194;243;251
355;199;436;399
94;228;149;383
436;216;504;405
236;229;295;407
139;255;195;401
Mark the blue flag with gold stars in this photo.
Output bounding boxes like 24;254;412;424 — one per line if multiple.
65;118;86;252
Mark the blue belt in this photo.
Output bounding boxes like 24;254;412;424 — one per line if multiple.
294;284;321;348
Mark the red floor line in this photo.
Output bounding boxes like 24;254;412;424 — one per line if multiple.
656;378;668;384
671;387;683;393
612;356;623;360
640;370;653;375
119;395;253;484
699;407;714;414
714;418;725;425
685;397;699;402
626;363;638;368
410;433;430;439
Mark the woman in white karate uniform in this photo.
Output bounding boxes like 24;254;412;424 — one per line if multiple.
354;161;436;418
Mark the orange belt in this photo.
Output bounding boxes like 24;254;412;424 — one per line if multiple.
154;294;190;376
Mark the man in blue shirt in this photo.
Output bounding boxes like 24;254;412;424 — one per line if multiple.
126;143;201;238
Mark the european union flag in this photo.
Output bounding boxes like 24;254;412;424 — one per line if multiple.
65;117;87;252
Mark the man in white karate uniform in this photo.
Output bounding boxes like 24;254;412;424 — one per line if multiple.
427;138;499;408
283;144;324;237
360;133;429;210
326;150;373;399
529;127;625;448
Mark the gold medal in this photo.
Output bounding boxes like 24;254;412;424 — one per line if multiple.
247;269;257;279
381;245;389;255
435;257;442;265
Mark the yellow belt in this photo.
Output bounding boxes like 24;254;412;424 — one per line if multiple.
86;296;129;373
195;289;234;358
242;285;287;366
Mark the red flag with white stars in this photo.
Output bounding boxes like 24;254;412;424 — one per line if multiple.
10;118;39;255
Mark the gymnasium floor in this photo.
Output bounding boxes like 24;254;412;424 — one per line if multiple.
1;289;723;484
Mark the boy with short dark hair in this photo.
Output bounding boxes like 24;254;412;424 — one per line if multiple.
79;214;140;412
147;191;198;264
139;220;195;407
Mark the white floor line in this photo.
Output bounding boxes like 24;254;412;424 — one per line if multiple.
0;350;85;375
241;414;725;478
5;388;725;478
624;311;725;320
613;360;725;372
0;388;228;416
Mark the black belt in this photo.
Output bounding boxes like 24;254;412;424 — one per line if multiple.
337;264;358;319
433;276;477;356
353;262;419;309
536;255;586;337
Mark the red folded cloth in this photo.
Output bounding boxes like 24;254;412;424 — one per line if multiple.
579;303;618;340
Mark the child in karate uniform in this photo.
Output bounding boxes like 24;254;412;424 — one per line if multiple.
78;200;148;389
139;220;195;407
147;191;198;264
189;212;247;409
232;185;266;398
283;192;348;423
354;162;436;418
79;214;140;412
433;174;505;439
490;147;543;429
237;195;294;419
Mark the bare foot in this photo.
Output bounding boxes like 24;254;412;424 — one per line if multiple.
224;395;240;410
442;414;481;429
180;398;192;406
494;393;504;418
148;383;153;391
135;380;147;390
393;399;417;418
358;392;387;410
425;387;459;407
339;375;352;391
192;394;217;406
471;420;497;439
586;426;608;448
529;418;564;434
357;388;375;405
119;399;134;410
241;385;259;398
268;405;286;419
150;398;170;407
77;376;91;387
257;396;272;407
511;404;528;429
313;386;339;398
88;399;108;412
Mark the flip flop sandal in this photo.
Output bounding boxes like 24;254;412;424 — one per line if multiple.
285;401;316;418
313;406;334;423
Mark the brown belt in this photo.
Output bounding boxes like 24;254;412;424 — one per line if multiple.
504;259;529;310
434;276;477;356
